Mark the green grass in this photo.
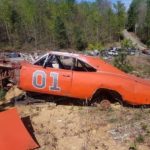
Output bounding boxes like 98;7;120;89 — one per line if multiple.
0;89;6;100
136;134;145;143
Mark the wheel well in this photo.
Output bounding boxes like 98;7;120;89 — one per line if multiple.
91;88;123;104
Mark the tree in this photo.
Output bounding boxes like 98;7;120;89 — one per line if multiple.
127;0;150;45
0;0;12;44
114;39;133;73
145;0;150;40
0;0;127;49
73;26;87;51
114;1;126;40
127;0;145;32
54;16;69;48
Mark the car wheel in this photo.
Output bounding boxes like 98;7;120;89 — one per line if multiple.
92;99;111;110
100;99;111;109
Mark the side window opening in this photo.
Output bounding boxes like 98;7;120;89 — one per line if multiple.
45;55;74;70
34;55;47;66
58;56;74;70
33;54;96;72
45;55;57;68
73;59;96;72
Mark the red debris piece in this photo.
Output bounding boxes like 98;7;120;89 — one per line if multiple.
0;108;38;150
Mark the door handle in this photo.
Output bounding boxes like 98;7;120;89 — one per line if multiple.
62;74;70;77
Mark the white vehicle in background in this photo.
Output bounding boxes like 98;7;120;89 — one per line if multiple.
108;50;118;56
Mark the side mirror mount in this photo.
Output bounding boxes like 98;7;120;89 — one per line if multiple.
43;64;47;69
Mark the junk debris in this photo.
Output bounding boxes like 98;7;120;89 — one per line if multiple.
5;85;25;102
0;52;38;88
0;108;38;150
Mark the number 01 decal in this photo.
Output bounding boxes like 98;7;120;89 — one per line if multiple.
32;70;61;91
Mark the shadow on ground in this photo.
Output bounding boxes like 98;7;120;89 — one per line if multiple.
21;116;40;149
18;92;150;109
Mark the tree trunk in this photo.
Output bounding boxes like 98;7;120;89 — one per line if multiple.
4;22;11;45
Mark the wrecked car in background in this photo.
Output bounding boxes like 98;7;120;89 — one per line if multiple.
16;51;150;106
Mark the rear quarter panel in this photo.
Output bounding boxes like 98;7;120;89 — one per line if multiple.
135;82;150;105
71;71;136;101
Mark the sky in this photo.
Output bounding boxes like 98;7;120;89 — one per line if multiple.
77;0;132;9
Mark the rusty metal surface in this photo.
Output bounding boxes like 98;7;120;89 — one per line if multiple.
0;61;18;88
0;51;31;88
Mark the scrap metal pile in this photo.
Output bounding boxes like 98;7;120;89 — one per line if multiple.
0;52;38;88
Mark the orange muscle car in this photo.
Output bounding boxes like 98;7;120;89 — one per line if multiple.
18;51;150;105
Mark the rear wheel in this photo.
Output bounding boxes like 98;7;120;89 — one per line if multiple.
92;99;111;110
91;89;123;109
99;99;111;109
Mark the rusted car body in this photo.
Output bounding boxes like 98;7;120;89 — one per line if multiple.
0;52;36;88
18;51;150;105
0;57;21;88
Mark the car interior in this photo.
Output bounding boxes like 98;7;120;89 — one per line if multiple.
34;54;96;72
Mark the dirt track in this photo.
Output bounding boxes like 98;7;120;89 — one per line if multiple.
122;30;147;50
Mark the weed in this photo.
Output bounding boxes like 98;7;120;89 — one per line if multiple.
0;89;6;100
141;123;147;131
133;112;142;121
145;127;150;136
107;107;114;113
136;134;145;143
114;39;134;73
108;118;118;123
129;141;137;150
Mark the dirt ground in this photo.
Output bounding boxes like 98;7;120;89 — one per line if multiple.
122;30;147;50
128;54;150;79
14;101;150;150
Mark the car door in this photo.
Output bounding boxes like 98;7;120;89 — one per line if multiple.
44;54;73;96
19;54;73;97
43;67;72;96
70;59;97;99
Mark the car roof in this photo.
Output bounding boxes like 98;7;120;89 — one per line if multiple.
34;51;88;65
49;51;95;62
49;51;81;58
50;51;100;65
35;51;125;75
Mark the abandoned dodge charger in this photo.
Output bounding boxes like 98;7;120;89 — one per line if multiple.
18;51;150;105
